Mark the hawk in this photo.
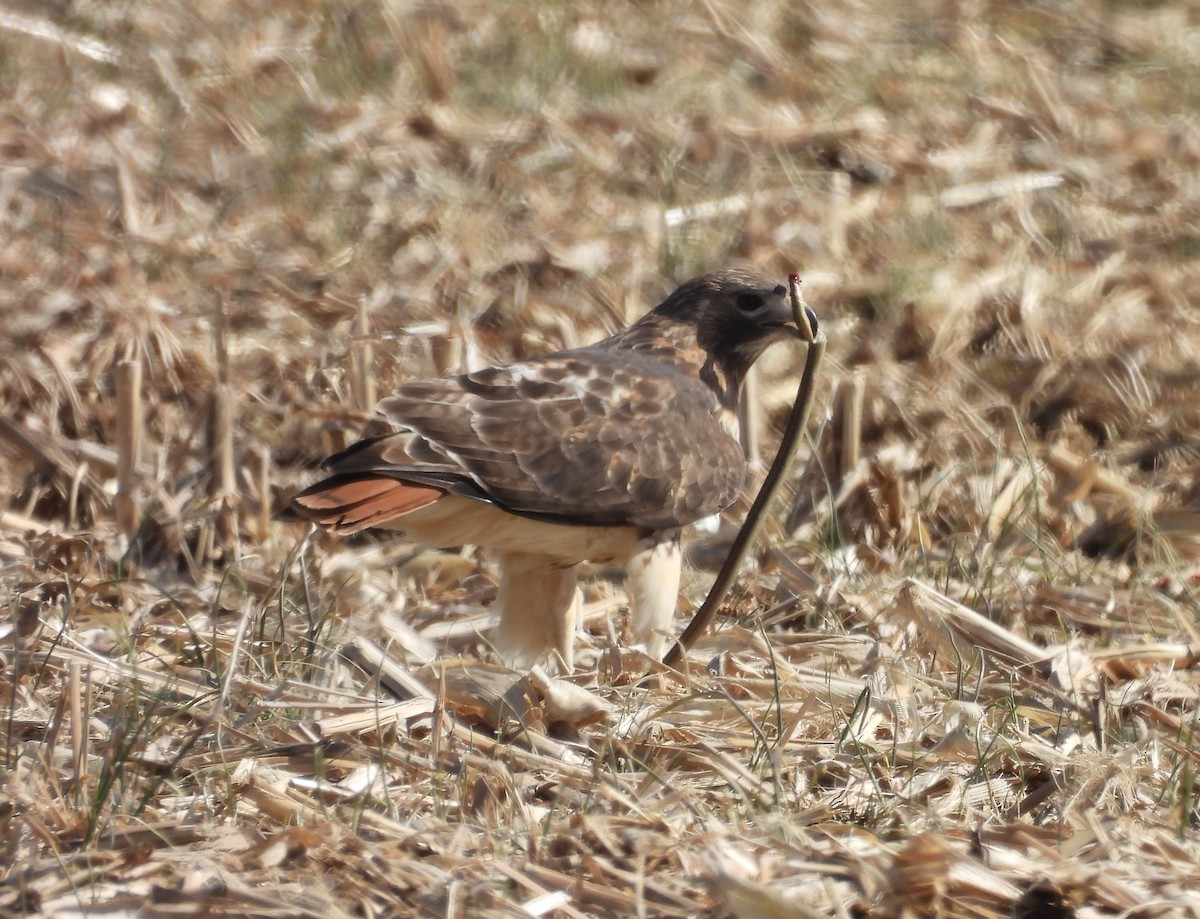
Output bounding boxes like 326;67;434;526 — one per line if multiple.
288;268;814;669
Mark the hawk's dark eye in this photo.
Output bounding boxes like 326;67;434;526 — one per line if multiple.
773;285;787;296
736;293;764;312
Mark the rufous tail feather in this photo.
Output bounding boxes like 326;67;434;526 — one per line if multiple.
289;475;443;534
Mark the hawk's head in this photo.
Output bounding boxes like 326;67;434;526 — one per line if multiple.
649;267;816;382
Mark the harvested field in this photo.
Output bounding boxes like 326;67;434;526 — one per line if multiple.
2;1;1199;916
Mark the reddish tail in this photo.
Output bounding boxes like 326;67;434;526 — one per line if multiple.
289;475;443;534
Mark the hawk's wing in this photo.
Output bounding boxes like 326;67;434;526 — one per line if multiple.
319;349;747;529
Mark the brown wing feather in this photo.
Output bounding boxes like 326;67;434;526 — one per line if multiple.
373;350;747;529
290;475;443;534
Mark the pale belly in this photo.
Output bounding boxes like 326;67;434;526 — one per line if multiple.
382;494;642;565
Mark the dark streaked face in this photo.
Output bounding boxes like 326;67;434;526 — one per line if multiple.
657;269;811;375
706;278;798;360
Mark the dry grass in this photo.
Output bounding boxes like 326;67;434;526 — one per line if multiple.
2;0;1199;916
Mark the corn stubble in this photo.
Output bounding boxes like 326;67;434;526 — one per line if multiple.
1;1;1199;916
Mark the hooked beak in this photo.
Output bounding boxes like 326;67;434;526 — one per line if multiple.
763;304;818;341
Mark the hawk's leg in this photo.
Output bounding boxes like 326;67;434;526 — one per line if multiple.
493;551;580;671
624;530;682;658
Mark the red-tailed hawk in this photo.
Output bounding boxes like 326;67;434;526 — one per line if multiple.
288;268;814;669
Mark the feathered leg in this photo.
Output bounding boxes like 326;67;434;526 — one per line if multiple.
493;551;580;670
624;530;682;658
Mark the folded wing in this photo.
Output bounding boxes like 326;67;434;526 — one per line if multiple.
293;349;746;531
